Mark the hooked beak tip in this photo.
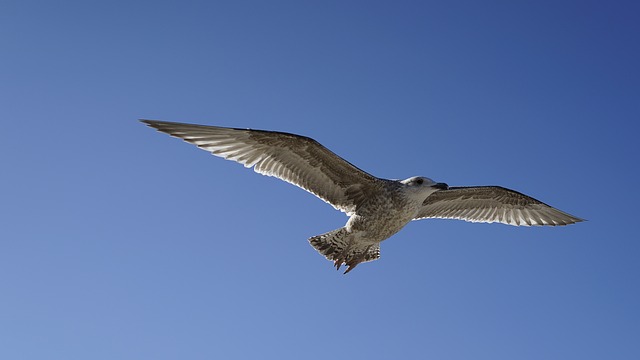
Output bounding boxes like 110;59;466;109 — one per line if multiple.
432;182;449;190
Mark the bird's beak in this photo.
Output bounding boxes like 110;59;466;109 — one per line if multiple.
432;182;449;190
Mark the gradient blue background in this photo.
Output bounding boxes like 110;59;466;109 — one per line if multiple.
2;1;638;359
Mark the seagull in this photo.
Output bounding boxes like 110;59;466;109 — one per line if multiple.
141;120;583;274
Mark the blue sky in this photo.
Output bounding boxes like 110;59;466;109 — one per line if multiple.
1;1;639;359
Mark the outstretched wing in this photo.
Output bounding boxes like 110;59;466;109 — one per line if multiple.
141;120;382;214
414;186;583;226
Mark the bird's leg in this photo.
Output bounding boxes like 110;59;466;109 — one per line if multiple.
343;262;358;274
343;245;373;274
333;252;347;271
333;240;356;271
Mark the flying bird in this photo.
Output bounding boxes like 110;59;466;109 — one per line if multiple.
141;120;583;273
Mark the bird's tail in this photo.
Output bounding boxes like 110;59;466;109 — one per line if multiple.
308;227;351;261
309;228;380;274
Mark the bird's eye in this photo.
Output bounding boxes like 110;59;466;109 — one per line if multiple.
416;178;424;185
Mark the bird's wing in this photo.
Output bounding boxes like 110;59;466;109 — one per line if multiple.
141;120;381;214
414;186;583;226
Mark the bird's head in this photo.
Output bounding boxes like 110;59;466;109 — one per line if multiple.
400;176;449;199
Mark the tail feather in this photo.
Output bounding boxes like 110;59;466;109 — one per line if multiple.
308;228;380;273
308;228;350;261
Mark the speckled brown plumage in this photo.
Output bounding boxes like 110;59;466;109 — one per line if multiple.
141;120;584;273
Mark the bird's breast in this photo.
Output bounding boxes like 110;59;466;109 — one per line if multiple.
349;194;421;242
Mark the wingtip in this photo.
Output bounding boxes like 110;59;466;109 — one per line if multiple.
139;119;171;131
557;216;586;226
139;119;158;126
563;211;586;225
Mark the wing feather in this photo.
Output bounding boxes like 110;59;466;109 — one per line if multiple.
414;186;583;226
141;120;381;214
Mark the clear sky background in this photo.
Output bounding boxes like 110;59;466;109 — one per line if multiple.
1;1;638;359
